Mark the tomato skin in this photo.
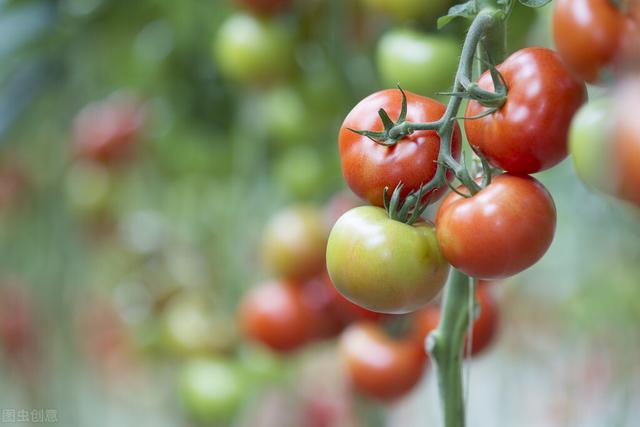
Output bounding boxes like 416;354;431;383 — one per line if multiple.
236;0;292;15
262;205;327;282
213;13;293;84
340;322;426;401
552;0;631;83
465;47;587;174
436;174;556;280
326;206;449;314
612;78;640;207
339;89;461;207
239;280;311;352
376;30;459;98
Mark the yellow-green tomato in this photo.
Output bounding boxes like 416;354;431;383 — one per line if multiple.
376;29;459;98
262;205;327;281
326;206;449;314
569;97;617;195
213;13;293;83
179;358;246;423
361;0;451;22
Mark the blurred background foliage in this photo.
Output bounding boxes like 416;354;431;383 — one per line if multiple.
0;0;639;426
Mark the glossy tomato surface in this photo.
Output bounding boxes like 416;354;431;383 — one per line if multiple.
553;0;633;82
340;322;426;401
339;89;461;206
465;47;587;174
239;280;311;352
436;174;556;280
613;78;640;207
326;206;449;314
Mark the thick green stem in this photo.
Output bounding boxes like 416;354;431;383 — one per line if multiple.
427;269;471;427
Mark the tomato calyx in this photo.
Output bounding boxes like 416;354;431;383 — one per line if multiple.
382;183;431;225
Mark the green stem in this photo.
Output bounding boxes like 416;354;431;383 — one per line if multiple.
427;269;471;427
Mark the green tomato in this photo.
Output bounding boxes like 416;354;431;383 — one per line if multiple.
65;161;113;216
274;146;325;200
361;0;451;22
179;358;247;423
213;13;293;83
376;29;459;98
261;86;307;144
569;97;617;195
326;206;449;314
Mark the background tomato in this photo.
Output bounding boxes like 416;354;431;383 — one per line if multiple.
612;78;640;207
436;174;556;280
213;13;293;83
340;322;426;401
376;29;459;98
262;205;327;281
339;89;461;207
239;280;311;352
465;47;587;174
326;206;449;314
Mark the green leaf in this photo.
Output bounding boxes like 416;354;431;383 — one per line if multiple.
518;0;552;7
437;0;477;29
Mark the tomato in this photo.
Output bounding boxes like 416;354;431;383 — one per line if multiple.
179;358;247;423
320;271;387;324
65;161;113;216
436;174;556;280
568;97;617;195
261;86;307;145
376;30;459;98
361;0;451;22
300;276;344;340
213;13;293;84
236;0;292;15
413;287;499;357
72;92;145;165
339;89;461;207
262;205;327;281
273;147;325;201
553;0;636;83
238;280;311;352
326;206;449;314
465;47;587;174
612;78;640;207
340;322;426;401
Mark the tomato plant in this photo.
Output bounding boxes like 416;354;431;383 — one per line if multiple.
326;206;449;314
262;205;327;281
553;0;637;83
339;89;461;207
436;174;556;280
340;322;426;401
376;29;459;98
213;13;293;84
465;47;587;174
238;280;311;352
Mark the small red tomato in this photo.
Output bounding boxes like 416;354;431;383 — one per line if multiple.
339;89;461;207
612;78;640;207
320;271;387;324
465;47;587;174
300;277;344;340
436;174;556;280
340;322;426;401
239;280;311;352
72;92;145;165
553;0;637;83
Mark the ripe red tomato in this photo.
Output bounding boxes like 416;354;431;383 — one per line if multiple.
239;280;311;352
465;47;587;174
339;89;461;207
436;174;556;280
612;78;640;207
319;271;387;324
340;322;426;401
236;0;292;15
72;93;145;165
300;276;344;340
553;0;637;83
413;287;499;357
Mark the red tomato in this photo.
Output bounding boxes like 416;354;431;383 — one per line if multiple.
300;277;344;340
320;271;387;324
339;89;461;207
465;47;587;174
239;280;311;352
435;174;556;280
236;0;292;15
553;0;637;83
612;78;640;207
72;93;145;165
340;322;426;401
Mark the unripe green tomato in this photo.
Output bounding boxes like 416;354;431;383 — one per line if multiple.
361;0;451;22
261;86;307;144
65;161;113;216
213;13;293;83
274;146;324;200
179;358;247;423
326;206;449;314
376;29;459;98
569;97;617;195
